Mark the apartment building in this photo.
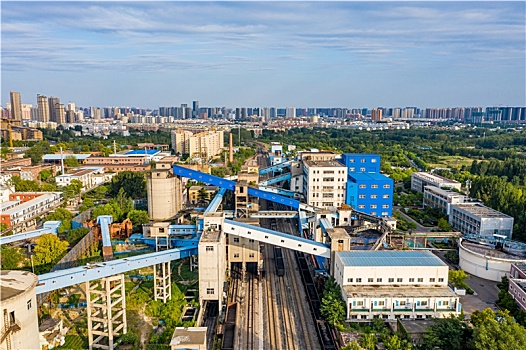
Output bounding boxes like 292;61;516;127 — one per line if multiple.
302;160;347;210
333;251;460;320
423;185;465;215
449;202;514;239
171;129;224;160
411;172;461;193
509;264;526;311
0;192;63;232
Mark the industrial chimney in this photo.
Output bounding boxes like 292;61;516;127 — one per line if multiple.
229;132;234;163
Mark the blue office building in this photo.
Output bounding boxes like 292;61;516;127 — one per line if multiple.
339;154;393;217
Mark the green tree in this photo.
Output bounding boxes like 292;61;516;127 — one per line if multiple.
437;217;453;231
92;203;122;222
383;334;412;350
197;187;210;205
33;234;69;274
109;171;146;199
472;309;526;350
342;340;362;350
44;208;74;233
11;176;40;192
113;187;134;215
64;155;79;168
420;316;472;350
127;210;150;229
66;227;90;246
360;333;377;350
24;140;50;165
39;169;53;182
449;269;469;288
0;245;25;270
320;293;345;326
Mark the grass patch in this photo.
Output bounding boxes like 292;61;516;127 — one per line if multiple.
428;155;474;169
57;334;88;349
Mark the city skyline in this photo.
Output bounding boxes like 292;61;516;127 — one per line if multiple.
2;1;525;108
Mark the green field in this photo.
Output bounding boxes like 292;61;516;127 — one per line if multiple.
428;155;474;169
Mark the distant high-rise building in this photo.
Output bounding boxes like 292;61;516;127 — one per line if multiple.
48;96;60;122
192;100;199;118
55;103;65;124
371;109;382;121
37;94;50;122
9;91;22;123
286;107;296;118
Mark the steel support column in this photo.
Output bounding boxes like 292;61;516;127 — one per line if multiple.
86;274;127;350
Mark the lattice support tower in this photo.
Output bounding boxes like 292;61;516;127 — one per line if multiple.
154;261;172;303
86;274;127;350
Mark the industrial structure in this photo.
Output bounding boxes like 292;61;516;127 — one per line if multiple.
2;147;493;350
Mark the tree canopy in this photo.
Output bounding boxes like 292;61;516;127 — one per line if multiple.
33;234;69;274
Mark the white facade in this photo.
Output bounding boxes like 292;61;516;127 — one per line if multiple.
459;238;526;282
333;251;459;320
411;172;461;193
303;160;347;210
0;192;63;232
449;202;514;239
0;270;40;350
55;168;104;192
423;185;465;215
198;213;227;311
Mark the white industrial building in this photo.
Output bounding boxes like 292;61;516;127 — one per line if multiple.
0;270;40;350
302;160;347;210
423;185;465;215
333;251;460;320
449;202;514;239
411;172;461;193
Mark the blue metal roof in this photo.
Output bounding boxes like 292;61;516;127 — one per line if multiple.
336;250;446;267
348;172;393;182
125;149;160;156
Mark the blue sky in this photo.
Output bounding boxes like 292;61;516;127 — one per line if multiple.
2;1;525;108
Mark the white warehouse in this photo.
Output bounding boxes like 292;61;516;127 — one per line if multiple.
333;251;460;321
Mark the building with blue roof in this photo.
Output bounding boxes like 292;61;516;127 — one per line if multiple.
333;250;460;321
339;153;393;217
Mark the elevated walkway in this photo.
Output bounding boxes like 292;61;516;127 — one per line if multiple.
248;211;298;219
173;164;300;209
260;172;291;186
223;219;330;258
204;187;227;214
259;160;292;175
0;221;62;245
257;185;296;198
36;246;198;294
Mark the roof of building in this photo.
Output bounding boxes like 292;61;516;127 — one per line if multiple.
342;153;380;157
398;319;436;334
57;169;97;177
452;202;512;219
125;149;160;156
2;192;62;216
43;154;91;161
342;285;457;298
424;185;464;197
170;327;207;346
304;160;345;168
412;172;460;184
336;250;446;267
0;270;38;302
348;172;393;182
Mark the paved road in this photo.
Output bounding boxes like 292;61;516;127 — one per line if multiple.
395;208;434;233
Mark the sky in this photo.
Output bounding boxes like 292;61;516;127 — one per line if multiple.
1;1;525;109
